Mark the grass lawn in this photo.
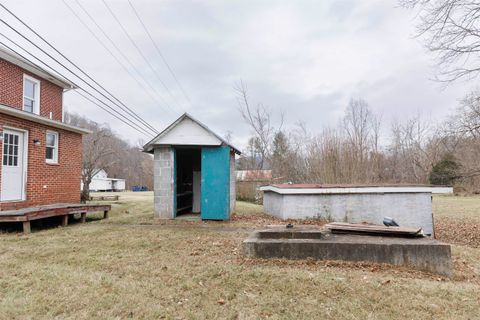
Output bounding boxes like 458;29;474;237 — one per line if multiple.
0;193;479;319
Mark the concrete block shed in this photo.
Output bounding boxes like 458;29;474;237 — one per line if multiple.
260;184;453;236
143;113;241;220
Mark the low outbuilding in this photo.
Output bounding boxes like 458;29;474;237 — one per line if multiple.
260;184;453;236
143;113;241;220
81;169;126;192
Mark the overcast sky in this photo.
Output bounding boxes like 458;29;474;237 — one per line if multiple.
1;0;469;148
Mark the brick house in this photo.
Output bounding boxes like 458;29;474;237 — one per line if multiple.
0;47;90;211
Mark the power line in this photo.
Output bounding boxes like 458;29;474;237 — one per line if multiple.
0;38;154;137
65;0;176;116
0;2;159;135
0;25;155;137
128;0;194;108
64;0;172;116
102;0;183;110
74;90;154;137
0;38;155;138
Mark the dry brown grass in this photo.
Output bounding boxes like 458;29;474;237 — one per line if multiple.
0;192;479;319
434;195;480;247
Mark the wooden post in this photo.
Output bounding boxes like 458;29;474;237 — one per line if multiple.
22;221;31;234
103;210;109;219
81;212;87;223
61;215;68;227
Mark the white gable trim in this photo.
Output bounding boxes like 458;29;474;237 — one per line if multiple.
153;117;222;146
143;113;241;154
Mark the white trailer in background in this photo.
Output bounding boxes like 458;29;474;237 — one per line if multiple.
260;184;454;236
81;169;126;192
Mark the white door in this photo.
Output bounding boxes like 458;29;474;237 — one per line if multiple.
1;129;26;201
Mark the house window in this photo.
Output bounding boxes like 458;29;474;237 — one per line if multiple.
2;133;19;166
46;131;58;164
23;75;40;114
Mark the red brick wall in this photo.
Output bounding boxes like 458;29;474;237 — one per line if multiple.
0;113;82;210
0;59;64;121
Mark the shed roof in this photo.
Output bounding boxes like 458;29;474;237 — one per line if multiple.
236;170;272;181
0;46;76;90
260;184;453;195
143;113;241;154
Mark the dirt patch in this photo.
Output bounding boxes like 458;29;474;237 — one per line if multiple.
435;217;480;248
231;212;329;227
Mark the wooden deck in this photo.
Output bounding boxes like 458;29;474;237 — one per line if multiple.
0;203;111;234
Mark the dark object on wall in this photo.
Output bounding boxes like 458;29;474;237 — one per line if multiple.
132;185;148;192
383;217;399;227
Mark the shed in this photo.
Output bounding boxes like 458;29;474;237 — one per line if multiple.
81;169;126;192
143;113;241;220
260;184;454;236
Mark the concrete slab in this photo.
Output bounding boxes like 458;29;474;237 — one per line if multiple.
243;226;452;277
175;213;201;221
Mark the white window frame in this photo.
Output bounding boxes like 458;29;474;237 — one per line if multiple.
23;74;41;115
45;131;59;164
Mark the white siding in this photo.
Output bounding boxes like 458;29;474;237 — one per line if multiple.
80;170;126;191
93;170;108;179
152;117;222;146
113;179;126;191
89;179;112;191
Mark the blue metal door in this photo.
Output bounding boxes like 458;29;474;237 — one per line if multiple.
201;146;230;220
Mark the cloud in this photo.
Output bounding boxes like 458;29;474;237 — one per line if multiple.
2;0;469;149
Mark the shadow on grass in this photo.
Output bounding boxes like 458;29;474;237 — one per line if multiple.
0;214;105;235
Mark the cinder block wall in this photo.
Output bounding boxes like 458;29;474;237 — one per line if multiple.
263;192;435;235
262;192;284;219
153;147;174;218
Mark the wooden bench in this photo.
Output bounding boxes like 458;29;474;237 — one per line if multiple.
89;195;119;201
0;203;111;234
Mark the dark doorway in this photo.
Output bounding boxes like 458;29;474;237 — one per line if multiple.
175;148;201;216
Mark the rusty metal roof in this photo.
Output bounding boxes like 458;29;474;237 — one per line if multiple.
236;170;272;181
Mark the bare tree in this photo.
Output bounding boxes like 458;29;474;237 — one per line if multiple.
306;127;343;183
232;83;480;191
449;90;480;137
81;128;115;201
68;114;115;201
223;130;233;143
234;81;283;169
443;90;480;186
387;114;443;183
401;0;480;82
342;98;376;182
67;113;154;201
